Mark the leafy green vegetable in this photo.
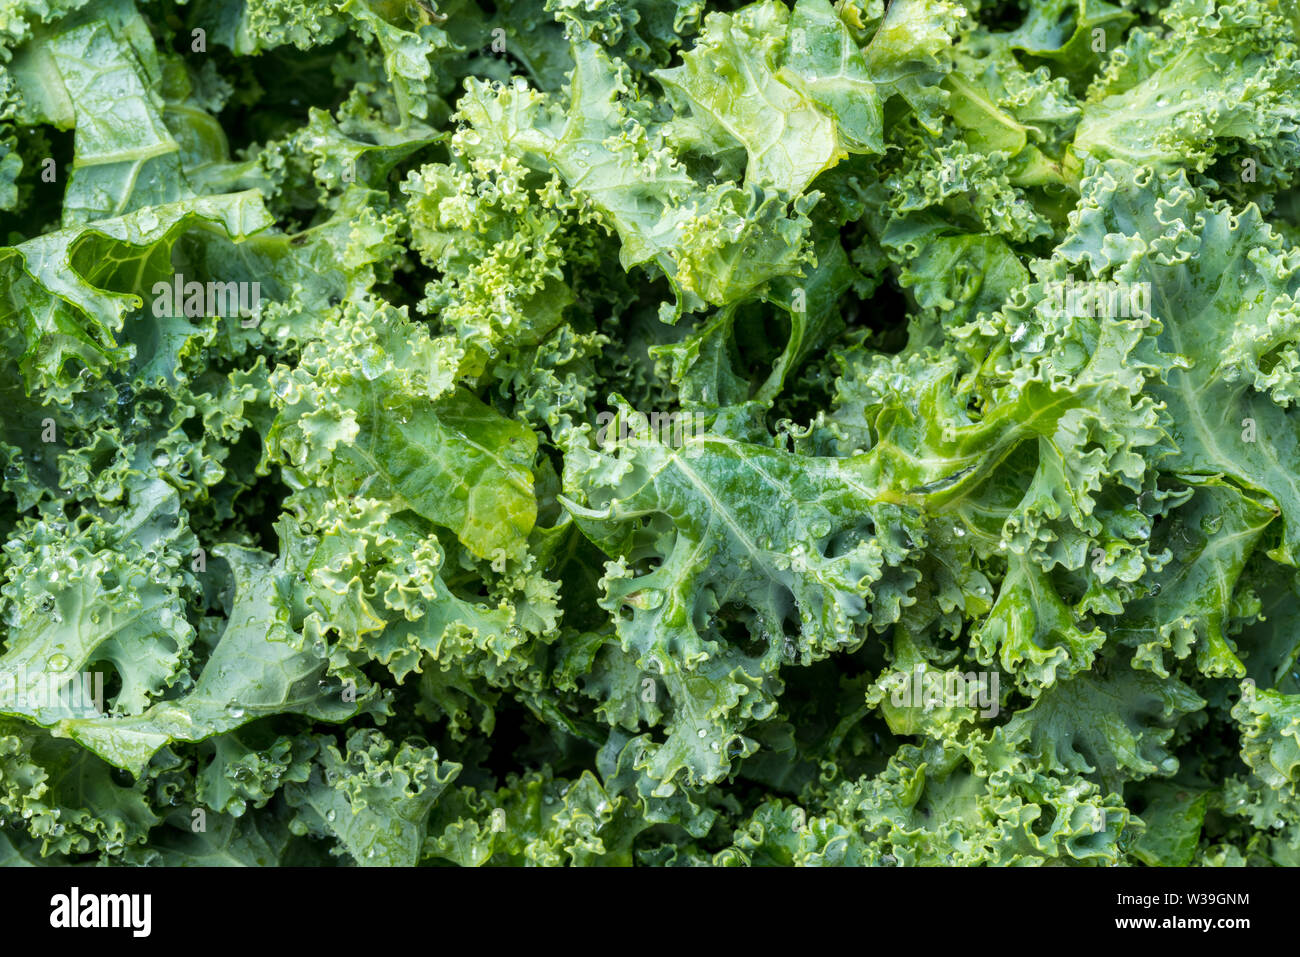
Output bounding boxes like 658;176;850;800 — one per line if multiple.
0;0;1298;867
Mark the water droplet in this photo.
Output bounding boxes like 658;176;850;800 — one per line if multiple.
47;653;71;671
627;588;665;610
359;346;384;381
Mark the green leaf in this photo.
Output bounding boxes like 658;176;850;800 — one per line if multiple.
286;729;459;867
50;545;359;775
10;0;189;224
